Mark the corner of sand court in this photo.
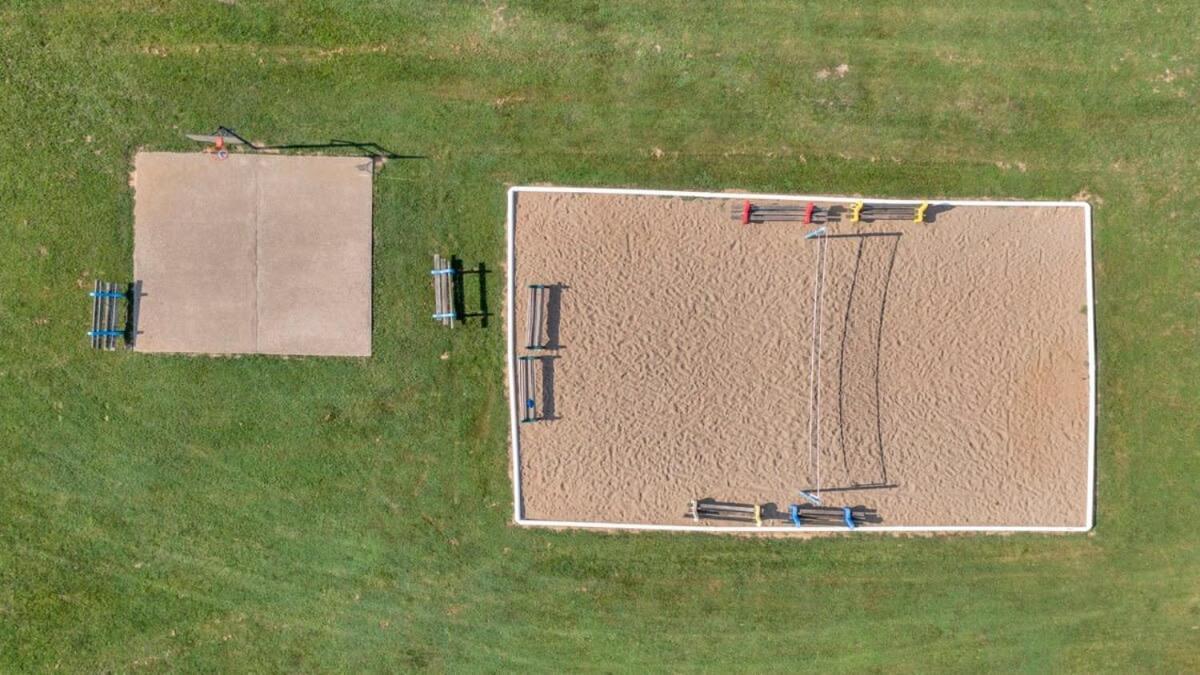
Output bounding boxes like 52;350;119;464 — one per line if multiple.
506;188;1094;533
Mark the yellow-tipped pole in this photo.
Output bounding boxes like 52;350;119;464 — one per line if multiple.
914;202;929;223
850;201;864;223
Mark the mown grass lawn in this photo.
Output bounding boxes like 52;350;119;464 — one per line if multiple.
1;1;1198;671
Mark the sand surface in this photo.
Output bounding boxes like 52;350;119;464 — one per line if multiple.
510;191;1091;529
132;152;373;356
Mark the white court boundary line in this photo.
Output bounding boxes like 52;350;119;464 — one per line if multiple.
506;186;1096;534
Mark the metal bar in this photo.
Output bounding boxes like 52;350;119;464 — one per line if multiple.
695;503;758;514
516;356;524;414
441;256;450;327
526;285;541;348
731;208;809;214
443;263;451;326
432;256;443;324
105;283;118;350
90;280;101;349
533;286;544;348
730;208;809;212
731;214;809;218
433;255;456;327
447;267;455;328
184;133;249;145
530;357;537;421
518;356;536;422
110;283;121;350
730;212;809;218
541;286;547;344
534;357;541;420
98;282;108;349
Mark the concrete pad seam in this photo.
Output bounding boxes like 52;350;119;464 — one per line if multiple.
253;156;262;351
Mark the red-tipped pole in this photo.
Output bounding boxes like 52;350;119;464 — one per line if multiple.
741;200;752;225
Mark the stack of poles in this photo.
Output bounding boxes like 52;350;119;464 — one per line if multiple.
733;200;828;225
88;281;125;350
735;200;928;225
689;500;764;526
862;205;915;220
517;355;537;423
789;504;858;530
431;254;456;327
853;202;929;223
526;284;548;349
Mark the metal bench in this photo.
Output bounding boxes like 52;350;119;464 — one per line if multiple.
850;201;929;224
688;499;763;526
431;254;458;327
526;284;549;349
516;355;542;423
88;280;140;350
732;200;833;225
788;504;860;529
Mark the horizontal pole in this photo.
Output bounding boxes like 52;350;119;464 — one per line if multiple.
732;209;810;214
696;504;757;514
185;133;247;145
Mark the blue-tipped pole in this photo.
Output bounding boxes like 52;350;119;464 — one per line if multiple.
798;490;822;506
804;226;828;240
789;504;802;528
843;507;856;530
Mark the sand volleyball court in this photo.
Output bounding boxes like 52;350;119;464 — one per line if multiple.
506;187;1094;533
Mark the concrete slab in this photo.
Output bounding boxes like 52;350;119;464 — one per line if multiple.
256;156;374;356
132;152;373;356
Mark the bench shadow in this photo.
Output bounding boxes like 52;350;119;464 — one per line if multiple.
537;354;559;421
923;204;952;223
451;256;491;328
544;283;568;350
126;280;144;347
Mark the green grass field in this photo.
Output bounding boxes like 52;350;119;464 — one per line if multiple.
2;1;1198;670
